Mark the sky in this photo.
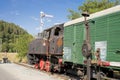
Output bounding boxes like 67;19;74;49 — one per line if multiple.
0;0;84;35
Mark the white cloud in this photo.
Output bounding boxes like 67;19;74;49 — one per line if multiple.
54;23;61;25
15;12;20;16
46;18;52;22
31;16;39;21
35;27;40;30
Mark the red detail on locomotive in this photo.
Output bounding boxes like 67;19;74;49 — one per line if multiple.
102;61;110;66
34;63;39;69
39;59;45;70
58;59;62;64
45;61;51;72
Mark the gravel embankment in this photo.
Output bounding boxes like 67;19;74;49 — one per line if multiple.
0;63;66;80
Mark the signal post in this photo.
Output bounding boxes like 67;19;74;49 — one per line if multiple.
81;12;92;80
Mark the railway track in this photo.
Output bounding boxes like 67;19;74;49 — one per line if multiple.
15;62;119;80
14;62;73;80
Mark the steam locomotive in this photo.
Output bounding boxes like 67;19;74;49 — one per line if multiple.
27;24;64;72
27;5;120;79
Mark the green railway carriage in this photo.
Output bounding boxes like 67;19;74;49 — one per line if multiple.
63;5;120;67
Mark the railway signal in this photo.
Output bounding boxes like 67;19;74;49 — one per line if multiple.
40;11;53;33
81;12;92;80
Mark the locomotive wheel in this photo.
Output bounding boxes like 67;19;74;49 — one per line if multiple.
34;63;39;69
97;72;106;80
45;61;51;72
28;59;34;65
27;54;34;65
39;59;45;70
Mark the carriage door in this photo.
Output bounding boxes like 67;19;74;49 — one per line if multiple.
72;23;84;64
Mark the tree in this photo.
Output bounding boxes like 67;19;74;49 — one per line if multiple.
0;38;2;52
67;0;120;20
67;9;81;20
15;34;33;61
0;20;30;52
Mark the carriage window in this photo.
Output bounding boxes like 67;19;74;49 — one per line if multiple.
44;31;50;39
54;27;61;36
38;33;43;38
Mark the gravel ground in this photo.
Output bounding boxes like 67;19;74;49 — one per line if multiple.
0;63;65;80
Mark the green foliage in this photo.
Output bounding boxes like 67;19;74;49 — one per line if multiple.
67;0;120;20
67;9;81;20
15;34;33;60
0;20;33;52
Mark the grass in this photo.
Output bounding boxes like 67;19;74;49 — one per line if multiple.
0;52;27;63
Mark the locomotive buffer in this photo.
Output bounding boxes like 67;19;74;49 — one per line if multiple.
81;12;92;80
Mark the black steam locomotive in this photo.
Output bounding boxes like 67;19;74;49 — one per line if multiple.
27;24;64;72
